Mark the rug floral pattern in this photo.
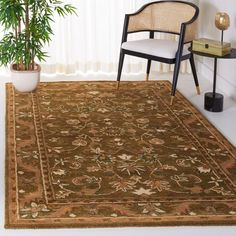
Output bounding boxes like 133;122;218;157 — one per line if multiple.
5;81;236;228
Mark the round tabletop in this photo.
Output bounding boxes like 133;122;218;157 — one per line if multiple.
189;47;236;59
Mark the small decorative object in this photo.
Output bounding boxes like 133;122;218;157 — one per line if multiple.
192;38;231;57
215;12;230;44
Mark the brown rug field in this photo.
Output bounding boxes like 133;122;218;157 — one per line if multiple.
5;81;236;228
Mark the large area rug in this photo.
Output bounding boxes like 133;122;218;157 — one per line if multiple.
5;81;236;228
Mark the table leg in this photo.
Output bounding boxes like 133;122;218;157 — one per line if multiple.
213;58;217;97
204;58;224;112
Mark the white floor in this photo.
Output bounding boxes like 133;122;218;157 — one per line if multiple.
0;72;235;236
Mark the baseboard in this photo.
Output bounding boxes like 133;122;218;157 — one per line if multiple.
196;59;236;101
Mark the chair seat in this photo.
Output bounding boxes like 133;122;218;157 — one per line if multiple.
122;39;189;59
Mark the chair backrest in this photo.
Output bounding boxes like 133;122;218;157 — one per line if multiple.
127;1;198;37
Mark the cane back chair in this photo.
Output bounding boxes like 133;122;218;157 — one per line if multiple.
116;0;200;105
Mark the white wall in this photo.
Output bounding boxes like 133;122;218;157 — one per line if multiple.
198;0;236;100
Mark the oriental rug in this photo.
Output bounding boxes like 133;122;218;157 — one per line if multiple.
5;81;236;228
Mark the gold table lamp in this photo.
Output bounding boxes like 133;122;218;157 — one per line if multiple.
215;12;230;44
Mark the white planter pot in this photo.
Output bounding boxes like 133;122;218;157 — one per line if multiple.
10;64;41;92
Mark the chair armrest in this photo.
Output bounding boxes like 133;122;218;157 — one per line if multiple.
120;14;130;44
182;6;199;43
183;19;198;43
176;19;197;59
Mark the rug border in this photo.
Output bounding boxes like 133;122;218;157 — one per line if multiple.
5;81;236;229
4;220;236;229
5;83;11;229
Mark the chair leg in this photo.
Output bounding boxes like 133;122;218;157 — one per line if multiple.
146;59;152;81
170;59;182;105
116;51;125;90
190;54;200;95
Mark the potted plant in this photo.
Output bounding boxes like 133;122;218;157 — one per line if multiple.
0;0;76;92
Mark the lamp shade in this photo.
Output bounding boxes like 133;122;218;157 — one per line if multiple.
215;12;230;31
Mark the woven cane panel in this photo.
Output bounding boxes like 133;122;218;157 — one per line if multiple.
128;2;196;35
184;19;198;43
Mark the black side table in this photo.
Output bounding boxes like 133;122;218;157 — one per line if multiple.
189;48;236;112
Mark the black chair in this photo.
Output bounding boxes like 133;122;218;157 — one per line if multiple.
117;0;200;105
